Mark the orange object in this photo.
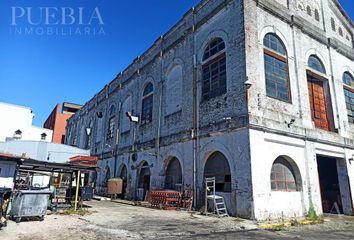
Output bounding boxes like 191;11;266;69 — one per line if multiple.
107;178;123;194
149;190;180;210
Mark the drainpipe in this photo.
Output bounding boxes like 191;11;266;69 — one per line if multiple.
291;18;311;213
327;41;341;132
291;17;303;119
193;54;198;209
114;101;122;177
156;81;163;157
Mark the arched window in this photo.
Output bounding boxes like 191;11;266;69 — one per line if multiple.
263;33;291;102
204;152;231;192
106;105;116;140
308;55;326;74
314;9;320;21
306;6;312;16
307;55;333;131
165;157;182;190
331;18;336;31
119;164;128;198
86;120;93;148
202;38;227;101
271;157;299;191
343;72;354;123
165;65;183;115
141;83;153;123
339;27;343;37
138;161;151;192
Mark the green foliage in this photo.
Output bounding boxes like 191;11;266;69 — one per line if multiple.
307;206;318;220
269;223;288;231
61;208;91;216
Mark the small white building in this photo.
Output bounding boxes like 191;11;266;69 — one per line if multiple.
0;141;90;164
0;102;52;142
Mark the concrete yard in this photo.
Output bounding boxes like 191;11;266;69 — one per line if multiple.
0;200;354;240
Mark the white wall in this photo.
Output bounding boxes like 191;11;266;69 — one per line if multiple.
250;129;307;220
0;102;52;142
0;141;90;163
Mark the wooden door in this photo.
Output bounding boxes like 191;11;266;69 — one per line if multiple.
307;76;330;131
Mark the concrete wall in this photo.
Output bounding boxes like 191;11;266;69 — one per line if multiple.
0;102;53;142
250;129;354;220
96;128;252;218
244;0;354;220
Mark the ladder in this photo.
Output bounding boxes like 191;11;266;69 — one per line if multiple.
205;177;228;217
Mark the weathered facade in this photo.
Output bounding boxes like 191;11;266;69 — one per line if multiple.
65;0;354;220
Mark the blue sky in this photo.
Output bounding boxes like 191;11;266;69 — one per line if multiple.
0;0;352;126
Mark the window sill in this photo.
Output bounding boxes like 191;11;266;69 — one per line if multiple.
200;93;227;105
165;109;182;119
120;129;131;135
266;95;292;105
271;190;299;193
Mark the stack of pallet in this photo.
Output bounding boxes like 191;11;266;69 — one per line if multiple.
149;190;181;210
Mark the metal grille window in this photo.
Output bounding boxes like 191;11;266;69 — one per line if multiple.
331;18;336;31
142;83;153;123
306;6;312;16
107;117;115;139
106;105;116;140
263;33;290;102
271;157;297;191
343;72;354;123
202;38;227;101
72;134;77;146
314;9;320;21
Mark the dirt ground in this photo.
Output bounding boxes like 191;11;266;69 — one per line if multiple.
0;200;354;240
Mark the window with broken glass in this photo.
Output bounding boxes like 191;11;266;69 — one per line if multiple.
202;38;226;101
343;72;354;124
141;83;154;123
271;157;297;191
106;105;116;140
107;117;115;139
263;33;291;103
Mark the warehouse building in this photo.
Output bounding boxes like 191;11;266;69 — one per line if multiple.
65;0;354;220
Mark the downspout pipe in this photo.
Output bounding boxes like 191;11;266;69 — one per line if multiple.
114;101;122;177
291;18;311;212
156;81;163;157
193;54;198;209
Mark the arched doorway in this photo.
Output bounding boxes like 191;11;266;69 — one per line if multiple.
165;157;182;190
204;152;231;192
104;166;111;187
119;164;128;198
137;161;151;199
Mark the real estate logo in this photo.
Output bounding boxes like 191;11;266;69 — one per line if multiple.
10;6;105;36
